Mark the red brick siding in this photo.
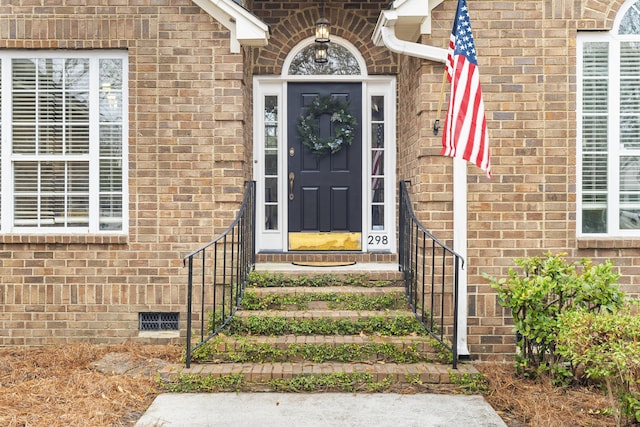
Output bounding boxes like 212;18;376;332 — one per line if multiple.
406;0;640;360
0;0;247;345
251;0;397;75
1;0;639;362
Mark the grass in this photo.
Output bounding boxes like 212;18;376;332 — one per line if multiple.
448;371;491;394
162;372;395;393
189;338;433;364
240;289;406;311
247;271;393;288
224;314;427;336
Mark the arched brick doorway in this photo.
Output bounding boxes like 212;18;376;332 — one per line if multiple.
253;37;396;253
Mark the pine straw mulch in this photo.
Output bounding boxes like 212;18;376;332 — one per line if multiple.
478;362;620;427
0;342;181;427
0;343;627;427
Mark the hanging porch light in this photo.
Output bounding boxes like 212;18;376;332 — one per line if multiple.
314;2;330;63
314;16;330;44
314;42;329;63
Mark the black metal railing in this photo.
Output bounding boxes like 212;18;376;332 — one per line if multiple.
398;180;464;369
183;181;256;368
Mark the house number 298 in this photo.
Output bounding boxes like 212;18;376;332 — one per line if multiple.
368;235;388;245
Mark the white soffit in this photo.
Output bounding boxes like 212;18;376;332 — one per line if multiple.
391;0;445;41
372;9;447;63
192;0;269;53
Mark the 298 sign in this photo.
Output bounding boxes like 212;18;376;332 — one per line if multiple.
368;235;388;247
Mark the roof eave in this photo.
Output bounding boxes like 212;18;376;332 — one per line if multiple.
193;0;270;53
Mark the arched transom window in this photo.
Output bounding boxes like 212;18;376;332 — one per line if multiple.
286;41;363;76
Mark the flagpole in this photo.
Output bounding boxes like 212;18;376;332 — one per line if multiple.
433;69;448;135
441;0;490;359
454;157;470;357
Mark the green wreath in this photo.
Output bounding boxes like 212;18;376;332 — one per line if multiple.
297;96;358;155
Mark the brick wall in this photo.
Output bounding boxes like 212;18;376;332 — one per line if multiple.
395;0;639;361
251;0;397;75
0;0;246;345
249;0;632;360
2;0;640;361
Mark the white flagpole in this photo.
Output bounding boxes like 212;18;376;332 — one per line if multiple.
454;157;470;357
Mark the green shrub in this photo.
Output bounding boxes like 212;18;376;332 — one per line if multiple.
557;307;640;427
483;252;625;381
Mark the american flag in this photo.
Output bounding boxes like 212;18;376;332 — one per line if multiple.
440;0;491;177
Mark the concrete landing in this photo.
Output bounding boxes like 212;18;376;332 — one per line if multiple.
136;392;507;427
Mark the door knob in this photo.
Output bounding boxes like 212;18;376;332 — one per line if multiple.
289;172;295;200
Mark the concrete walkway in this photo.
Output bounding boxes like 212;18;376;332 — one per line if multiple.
136;392;507;427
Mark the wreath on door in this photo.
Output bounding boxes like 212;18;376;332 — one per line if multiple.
297;96;358;155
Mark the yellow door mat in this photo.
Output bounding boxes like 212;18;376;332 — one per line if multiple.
288;232;362;251
291;261;357;267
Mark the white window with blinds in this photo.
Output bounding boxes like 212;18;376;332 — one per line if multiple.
0;51;128;234
578;0;640;236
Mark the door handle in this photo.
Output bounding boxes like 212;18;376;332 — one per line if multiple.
289;172;295;200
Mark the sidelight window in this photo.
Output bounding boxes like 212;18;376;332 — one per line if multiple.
371;95;385;231
264;95;279;230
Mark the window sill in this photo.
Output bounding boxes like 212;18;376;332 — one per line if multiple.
0;234;128;245
138;331;180;339
577;237;640;249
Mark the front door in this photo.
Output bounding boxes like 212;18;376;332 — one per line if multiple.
287;82;362;250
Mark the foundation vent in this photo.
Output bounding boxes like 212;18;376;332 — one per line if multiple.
139;312;179;331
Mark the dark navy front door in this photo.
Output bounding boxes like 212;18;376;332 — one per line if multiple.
287;82;362;244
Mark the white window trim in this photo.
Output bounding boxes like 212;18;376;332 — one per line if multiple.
282;36;368;79
253;38;396;253
253;81;284;250
577;0;640;238
577;32;608;237
0;50;129;235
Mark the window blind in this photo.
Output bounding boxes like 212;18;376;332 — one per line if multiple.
1;53;126;233
581;42;609;233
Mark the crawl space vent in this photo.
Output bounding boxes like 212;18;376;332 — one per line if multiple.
139;312;179;331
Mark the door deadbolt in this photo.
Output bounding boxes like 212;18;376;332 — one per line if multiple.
289;147;295;157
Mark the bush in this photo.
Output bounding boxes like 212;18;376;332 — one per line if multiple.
557;307;640;427
483;252;625;382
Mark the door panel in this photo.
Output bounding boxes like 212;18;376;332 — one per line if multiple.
288;82;362;248
331;187;349;230
301;187;319;230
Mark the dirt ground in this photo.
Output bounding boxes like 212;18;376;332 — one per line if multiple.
0;343;622;427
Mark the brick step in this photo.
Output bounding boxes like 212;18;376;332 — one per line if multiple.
192;334;444;364
234;309;413;320
226;310;426;337
211;334;438;350
177;269;466;393
241;286;408;311
160;361;479;386
253;262;403;282
255;254;397;265
245;286;406;296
